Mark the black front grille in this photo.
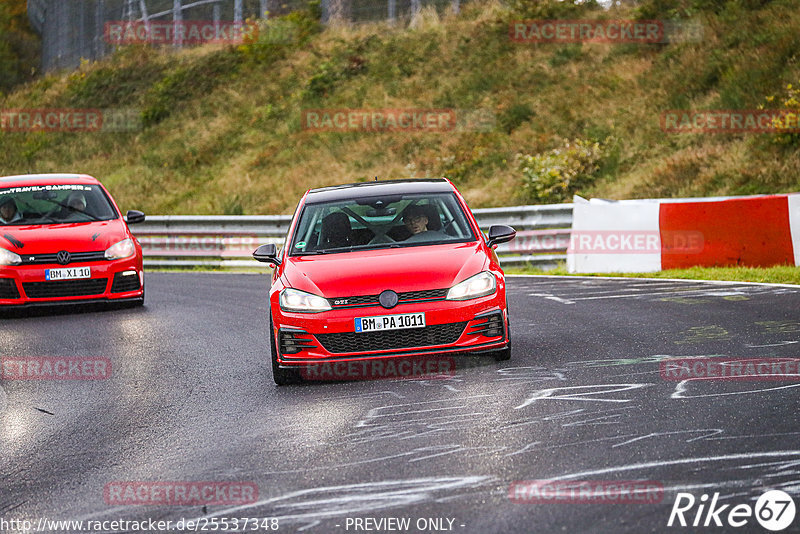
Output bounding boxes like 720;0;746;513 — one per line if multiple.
330;288;448;308
316;322;467;354
21;251;107;265
400;289;449;300
0;278;20;299
332;295;378;306
23;278;108;298
110;272;140;293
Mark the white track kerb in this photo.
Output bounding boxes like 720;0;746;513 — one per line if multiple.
789;194;800;267
567;197;662;273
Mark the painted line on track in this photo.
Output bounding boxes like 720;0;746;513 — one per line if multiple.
508;274;800;289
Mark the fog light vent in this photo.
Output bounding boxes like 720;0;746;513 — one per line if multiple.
467;312;504;338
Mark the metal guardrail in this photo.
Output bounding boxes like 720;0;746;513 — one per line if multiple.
130;204;574;269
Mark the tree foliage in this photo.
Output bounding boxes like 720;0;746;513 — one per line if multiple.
0;0;41;94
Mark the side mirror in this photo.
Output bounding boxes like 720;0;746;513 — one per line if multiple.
253;243;281;266
486;225;516;248
125;210;145;224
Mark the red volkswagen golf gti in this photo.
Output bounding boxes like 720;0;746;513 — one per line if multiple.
253;178;516;385
0;174;145;308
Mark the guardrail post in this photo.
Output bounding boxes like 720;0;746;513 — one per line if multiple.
234;0;243;25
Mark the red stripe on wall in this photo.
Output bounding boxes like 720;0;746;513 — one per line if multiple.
659;196;793;269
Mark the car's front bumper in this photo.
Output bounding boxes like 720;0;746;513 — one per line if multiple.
271;292;509;367
0;258;144;306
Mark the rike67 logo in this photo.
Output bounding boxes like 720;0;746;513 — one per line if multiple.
668;490;796;531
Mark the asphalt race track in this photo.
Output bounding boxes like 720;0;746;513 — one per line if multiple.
1;273;799;533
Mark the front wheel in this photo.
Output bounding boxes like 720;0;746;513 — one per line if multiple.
493;343;511;362
269;315;301;385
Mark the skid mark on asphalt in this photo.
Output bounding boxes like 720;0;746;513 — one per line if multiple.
610;429;725;448
496;407;640;442
499;427;730;457
344;395;493;443
671;379;800;399
515;278;798;304
561;354;725;369
494;367;567;382
496;428;724;456
514;383;653;409
542;451;800;497
329;391;405;401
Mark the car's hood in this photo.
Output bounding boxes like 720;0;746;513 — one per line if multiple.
0;219;129;254
282;242;489;297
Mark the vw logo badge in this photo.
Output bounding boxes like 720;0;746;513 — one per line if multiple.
378;290;399;309
56;250;71;265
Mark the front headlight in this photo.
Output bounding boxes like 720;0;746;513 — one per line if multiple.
280;288;332;313
0;247;22;266
104;238;135;260
446;271;497;301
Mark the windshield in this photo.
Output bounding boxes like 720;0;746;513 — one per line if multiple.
290;192;477;256
0;184;119;226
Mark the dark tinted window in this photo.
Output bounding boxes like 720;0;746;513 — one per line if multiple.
0;184;119;226
290;192;476;256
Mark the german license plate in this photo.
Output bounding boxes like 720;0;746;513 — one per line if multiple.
45;267;91;281
355;312;426;333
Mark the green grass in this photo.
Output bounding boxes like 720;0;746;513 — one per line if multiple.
1;0;799;215
505;263;800;285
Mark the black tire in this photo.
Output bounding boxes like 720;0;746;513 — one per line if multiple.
493;308;511;362
269;315;301;385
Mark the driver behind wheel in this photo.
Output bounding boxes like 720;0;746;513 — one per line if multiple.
0;197;22;224
402;204;429;236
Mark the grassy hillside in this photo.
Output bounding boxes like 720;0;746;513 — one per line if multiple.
1;0;799;215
